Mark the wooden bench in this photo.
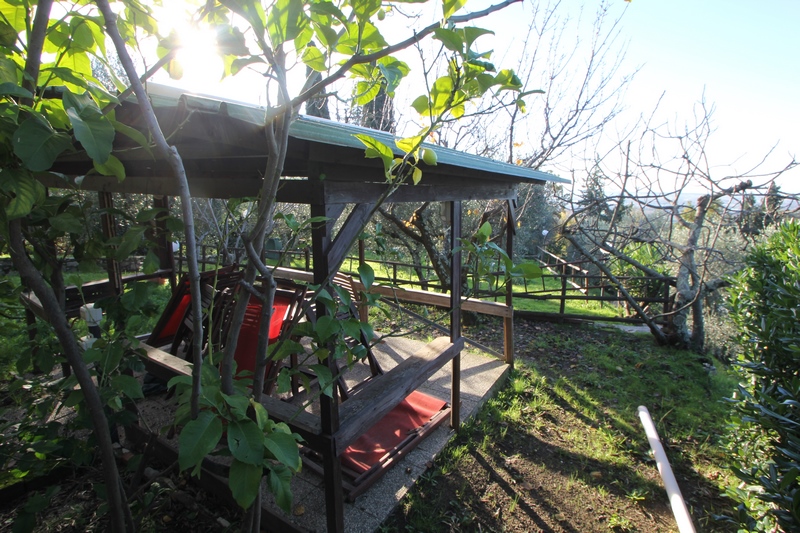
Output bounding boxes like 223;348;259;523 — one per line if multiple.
136;342;323;442
137;333;461;451
334;336;462;455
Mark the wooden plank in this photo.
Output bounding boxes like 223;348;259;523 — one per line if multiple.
363;283;513;318
326;203;372;270
504;202;515;366
450;200;462;430
334;336;464;455
139;342;193;381
273;266;315;283
260;396;322;440
136;343;323;439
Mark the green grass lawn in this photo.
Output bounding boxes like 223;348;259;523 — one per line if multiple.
384;321;741;532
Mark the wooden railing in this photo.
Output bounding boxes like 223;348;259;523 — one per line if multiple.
174;243;675;326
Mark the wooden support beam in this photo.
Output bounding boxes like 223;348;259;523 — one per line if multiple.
152;195;176;289
98;192;122;295
310;202;345;533
504;201;515;366
326;203;372;272
450;200;462;430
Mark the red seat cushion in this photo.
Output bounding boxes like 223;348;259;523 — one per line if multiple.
341;390;448;474
233;294;292;377
158;293;191;341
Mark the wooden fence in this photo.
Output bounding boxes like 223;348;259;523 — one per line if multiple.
173;243;675;326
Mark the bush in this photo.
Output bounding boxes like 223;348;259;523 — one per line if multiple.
725;221;800;532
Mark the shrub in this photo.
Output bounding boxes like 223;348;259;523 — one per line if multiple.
725;221;800;531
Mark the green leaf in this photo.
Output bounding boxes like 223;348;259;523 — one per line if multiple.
341;318;362;341
111;374;144;400
227;418;264;465
0;82;31;99
443;0;468;19
376;57;409;96
222;392;251;419
268;464;293;513
396;135;423;154
511;262;543;280
115;225;147;260
110;119;152;156
267;0;308;47
220;0;267;36
351;0;382;22
216;25;250;56
48;212;84;234
412;166;422;185
494;69;523;91
63;90;114;163
264;431;301;470
312;21;339;49
463;27;494;50
433;28;464;53
142;248;160;275
476;221;491;244
223;55;260;76
358;263;375;290
13;115;73;172
93;154;125;181
229;459;263;509
0;3;25;34
354;133;394;171
411;95;430;116
354;80;381;106
310;364;334;397
252;401;270;430
309;1;347;26
429;75;455;116
0;55;18;84
0;22;15;49
0;168;45;220
314;315;340;343
179;411;223;474
301;45;326;72
134;208;164;223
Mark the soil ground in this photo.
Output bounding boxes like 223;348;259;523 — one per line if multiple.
382;319;736;532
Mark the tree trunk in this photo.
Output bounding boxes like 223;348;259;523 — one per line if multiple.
9;220;131;533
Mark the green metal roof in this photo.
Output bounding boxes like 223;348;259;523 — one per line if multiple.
146;84;568;186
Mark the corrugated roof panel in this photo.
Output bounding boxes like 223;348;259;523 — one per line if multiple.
145;84;568;185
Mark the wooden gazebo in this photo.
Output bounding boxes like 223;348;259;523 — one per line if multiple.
41;84;566;532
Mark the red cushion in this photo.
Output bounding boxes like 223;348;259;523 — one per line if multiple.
233;294;292;377
341;390;447;474
160;293;191;340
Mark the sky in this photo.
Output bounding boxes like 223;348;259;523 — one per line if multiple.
617;0;800;192
153;0;800;193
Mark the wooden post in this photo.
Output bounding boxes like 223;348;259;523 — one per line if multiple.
358;238;368;321
559;263;567;315
98;192;122;294
152;195;176;289
449;200;462;430
311;203;345;533
504;202;514;366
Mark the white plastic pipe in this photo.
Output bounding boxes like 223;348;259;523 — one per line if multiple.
638;405;696;533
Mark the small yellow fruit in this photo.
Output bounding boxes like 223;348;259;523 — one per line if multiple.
420;148;438;166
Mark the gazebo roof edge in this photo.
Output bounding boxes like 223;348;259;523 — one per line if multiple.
146;83;569;186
